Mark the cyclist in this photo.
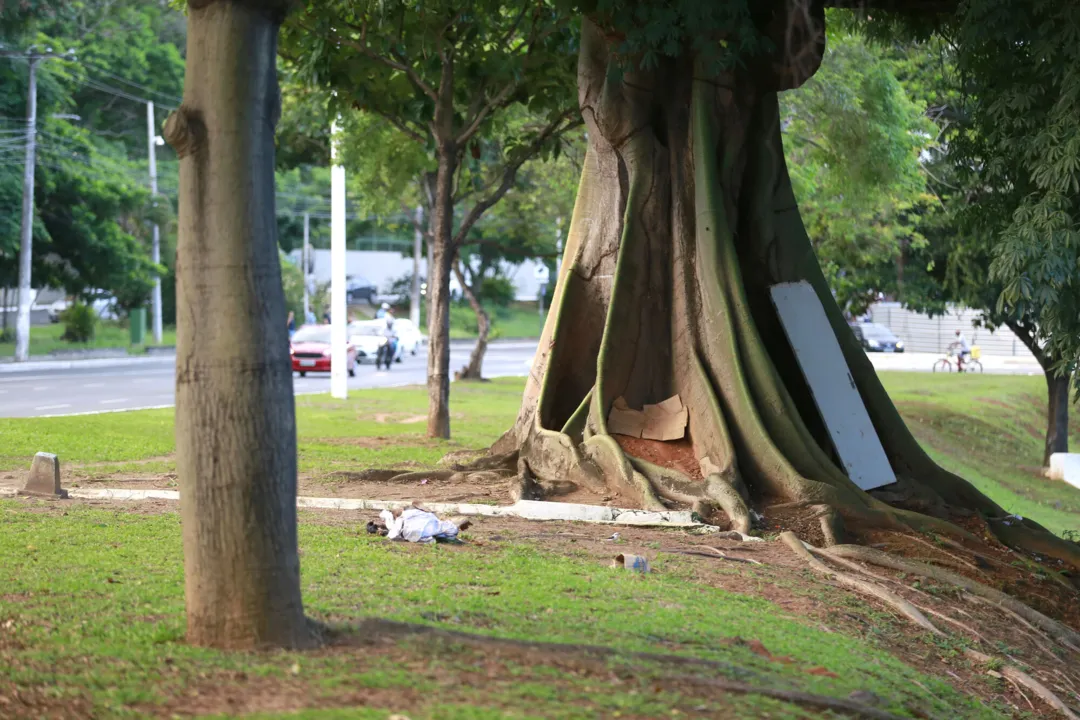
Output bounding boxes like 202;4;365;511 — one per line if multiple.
947;329;971;372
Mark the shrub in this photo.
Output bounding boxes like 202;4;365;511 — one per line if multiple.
477;276;515;307
60;302;97;343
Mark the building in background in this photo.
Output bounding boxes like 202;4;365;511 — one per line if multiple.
286;249;550;304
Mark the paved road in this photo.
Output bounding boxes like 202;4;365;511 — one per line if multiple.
0;341;538;418
0;344;1045;419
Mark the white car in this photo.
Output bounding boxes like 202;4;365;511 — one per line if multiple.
392;318;426;356
348;320;402;364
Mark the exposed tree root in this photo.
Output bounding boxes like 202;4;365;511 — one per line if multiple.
823;544;1080;651
783;534;1080;719
779;532;941;634
964;649;1079;720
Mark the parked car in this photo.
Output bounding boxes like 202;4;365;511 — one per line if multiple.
849;322;905;353
392;318;426;356
348;320;403;364
346;276;378;304
290;324;357;377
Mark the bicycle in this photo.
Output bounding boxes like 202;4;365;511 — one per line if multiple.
933;345;983;373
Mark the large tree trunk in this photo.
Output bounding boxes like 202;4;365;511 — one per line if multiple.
453;257;489;380
1044;371;1069;468
164;0;315;650
493;15;1079;568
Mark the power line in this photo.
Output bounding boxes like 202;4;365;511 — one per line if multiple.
76;59;182;106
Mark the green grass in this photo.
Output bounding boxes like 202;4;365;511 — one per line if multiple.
0;501;1000;719
0;379;525;476
418;301;545;340
0;322;176;358
880;372;1080;536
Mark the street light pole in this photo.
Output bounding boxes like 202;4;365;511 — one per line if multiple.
13;54;41;362
146;100;163;344
411;205;423;326
329;120;348;400
302;211;310;323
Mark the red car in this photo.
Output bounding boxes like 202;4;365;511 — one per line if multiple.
290;325;357;377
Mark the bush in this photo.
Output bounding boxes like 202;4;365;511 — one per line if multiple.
476;276;515;307
60;302;97;343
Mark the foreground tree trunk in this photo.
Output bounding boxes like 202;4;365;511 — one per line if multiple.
492;14;1079;569
1044;371;1069;468
453;258;490;381
165;0;315;649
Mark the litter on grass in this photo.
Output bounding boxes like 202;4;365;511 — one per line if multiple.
371;503;472;544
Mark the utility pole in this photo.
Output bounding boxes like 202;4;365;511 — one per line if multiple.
411;205;423;326
5;44;71;361
146;101;163;344
302;211;311;323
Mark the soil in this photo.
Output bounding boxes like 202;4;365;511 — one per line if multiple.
614;435;704;480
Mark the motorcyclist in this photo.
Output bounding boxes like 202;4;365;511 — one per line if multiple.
375;302;390;319
379;312;398;369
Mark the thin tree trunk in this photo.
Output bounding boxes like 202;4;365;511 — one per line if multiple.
1044;371;1069;468
2;287;9;338
164;0;313;650
426;56;456;439
453;257;489;380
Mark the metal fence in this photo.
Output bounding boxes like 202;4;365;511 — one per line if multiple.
867;302;1036;359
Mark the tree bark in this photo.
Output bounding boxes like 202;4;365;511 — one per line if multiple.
1044;371;1069;468
165;0;314;650
1005;319;1069;468
491;12;1080;569
453;257;489;380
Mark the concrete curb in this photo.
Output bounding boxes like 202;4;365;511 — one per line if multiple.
0;355;174;374
0;487;714;530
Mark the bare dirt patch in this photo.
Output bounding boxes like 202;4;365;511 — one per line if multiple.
615;435;703;479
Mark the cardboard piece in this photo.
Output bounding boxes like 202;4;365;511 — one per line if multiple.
607;395;687;441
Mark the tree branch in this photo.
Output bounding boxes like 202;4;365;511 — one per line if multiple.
332;25;438;102
451;111;581;249
1004;318;1047;369
359;104;428;145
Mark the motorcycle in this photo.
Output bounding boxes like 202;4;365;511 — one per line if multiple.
375;337;397;370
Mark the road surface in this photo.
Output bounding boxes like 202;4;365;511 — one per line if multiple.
0;344;1045;419
0;341;537;418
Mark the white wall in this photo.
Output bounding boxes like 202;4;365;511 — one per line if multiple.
288;249;552;302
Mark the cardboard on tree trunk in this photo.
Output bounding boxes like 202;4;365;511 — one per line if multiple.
606;394;688;441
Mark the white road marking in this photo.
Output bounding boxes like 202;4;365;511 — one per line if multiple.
33;386;47;391
100;398;130;405
83;382;105;388
35;403;71;411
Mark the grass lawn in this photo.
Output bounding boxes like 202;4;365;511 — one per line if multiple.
417;302;545;340
2;372;1079;718
0;322;177;359
880;372;1080;538
0;501;1003;719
